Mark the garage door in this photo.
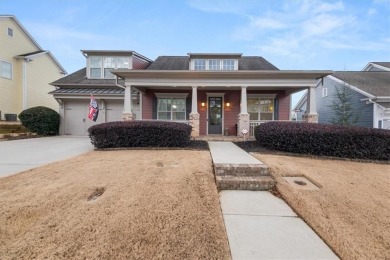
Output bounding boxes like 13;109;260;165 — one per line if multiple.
64;100;102;135
106;100;140;122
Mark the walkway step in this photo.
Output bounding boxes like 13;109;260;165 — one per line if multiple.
214;163;269;177
216;176;275;191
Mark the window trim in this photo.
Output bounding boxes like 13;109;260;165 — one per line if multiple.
155;94;187;120
0;60;13;79
7;27;13;37
322;87;328;98
247;96;275;121
191;59;237;71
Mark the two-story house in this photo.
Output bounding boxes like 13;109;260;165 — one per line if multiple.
52;51;331;136
0;15;66;121
293;62;390;129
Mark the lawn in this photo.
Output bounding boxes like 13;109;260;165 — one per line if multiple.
0;150;231;259
252;153;390;260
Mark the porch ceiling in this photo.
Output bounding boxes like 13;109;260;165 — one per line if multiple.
112;69;333;89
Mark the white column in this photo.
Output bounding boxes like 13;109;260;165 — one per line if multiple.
307;86;317;114
191;86;198;113
240;86;248;114
124;85;132;113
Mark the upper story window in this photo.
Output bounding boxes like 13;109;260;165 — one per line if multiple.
322;87;328;98
7;27;13;37
0;61;12;79
88;56;130;79
192;59;237;70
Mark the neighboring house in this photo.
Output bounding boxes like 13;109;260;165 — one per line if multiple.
51;51;331;136
0;15;66;121
293;62;390;129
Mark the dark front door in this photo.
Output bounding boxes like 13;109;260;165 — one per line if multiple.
208;97;223;134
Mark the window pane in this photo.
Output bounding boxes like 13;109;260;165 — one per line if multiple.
194;59;206;70
158;98;171;111
249;112;259;121
90;68;101;78
1;61;12;79
171;98;185;112
8;28;13;37
260;113;273;120
260;99;274;112
247;98;259;113
173;112;185;120
223;59;235;70
116;57;130;69
104;57;114;68
158;112;171;120
209;59;220;70
90;57;102;68
104;68;115;79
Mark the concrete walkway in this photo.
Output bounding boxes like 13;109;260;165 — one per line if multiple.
209;142;338;259
0;136;93;178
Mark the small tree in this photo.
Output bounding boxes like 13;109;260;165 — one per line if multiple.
329;83;359;125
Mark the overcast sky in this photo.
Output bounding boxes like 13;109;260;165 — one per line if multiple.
2;0;390;106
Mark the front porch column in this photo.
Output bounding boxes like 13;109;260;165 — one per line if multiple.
123;85;135;120
189;86;200;137
237;86;250;136
303;86;318;123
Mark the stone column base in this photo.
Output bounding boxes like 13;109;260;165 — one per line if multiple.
122;112;135;121
189;113;200;137
237;113;250;137
303;113;318;123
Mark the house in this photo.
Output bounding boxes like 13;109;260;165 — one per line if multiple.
51;51;332;136
0;15;66;121
293;62;390;129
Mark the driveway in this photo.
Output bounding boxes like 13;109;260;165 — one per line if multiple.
0;136;93;178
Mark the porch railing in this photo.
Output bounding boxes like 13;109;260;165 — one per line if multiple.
142;119;190;125
249;120;304;136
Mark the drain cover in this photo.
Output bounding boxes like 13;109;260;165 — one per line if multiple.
283;176;319;190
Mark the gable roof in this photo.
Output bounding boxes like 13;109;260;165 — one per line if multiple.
332;71;390;97
51;68;124;86
371;62;390;69
146;56;279;70
362;62;390;72
0;15;67;74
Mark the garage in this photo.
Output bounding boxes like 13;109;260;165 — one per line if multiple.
61;98;141;136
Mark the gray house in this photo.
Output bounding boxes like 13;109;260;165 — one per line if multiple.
293;62;390;129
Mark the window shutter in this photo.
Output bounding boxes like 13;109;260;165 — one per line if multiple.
152;97;157;119
274;98;279;120
186;96;192;120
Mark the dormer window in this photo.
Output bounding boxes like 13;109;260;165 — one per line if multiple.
88;56;131;79
192;59;236;71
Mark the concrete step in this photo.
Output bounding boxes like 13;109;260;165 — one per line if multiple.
214;163;269;177
216;175;275;191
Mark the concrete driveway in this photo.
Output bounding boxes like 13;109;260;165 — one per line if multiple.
0;136;93;178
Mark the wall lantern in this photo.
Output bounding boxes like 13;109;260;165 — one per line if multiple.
226;102;231;107
201;102;206;107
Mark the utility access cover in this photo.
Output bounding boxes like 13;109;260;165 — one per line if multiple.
283;176;320;190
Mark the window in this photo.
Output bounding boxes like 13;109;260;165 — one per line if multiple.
322;87;328;98
0;61;12;79
247;97;274;121
88;56;131;78
7;27;13;37
192;59;236;70
194;59;206;70
157;98;186;120
208;59;221;70
223;59;235;70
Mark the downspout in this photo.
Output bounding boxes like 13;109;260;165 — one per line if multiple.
22;58;29;110
115;75;125;89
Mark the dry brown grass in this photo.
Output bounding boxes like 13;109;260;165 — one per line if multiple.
252;153;390;260
0;150;231;259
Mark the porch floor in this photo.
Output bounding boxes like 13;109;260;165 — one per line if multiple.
194;135;254;142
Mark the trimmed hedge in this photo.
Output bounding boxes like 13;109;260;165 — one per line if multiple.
255;122;390;160
18;106;60;135
88;120;192;148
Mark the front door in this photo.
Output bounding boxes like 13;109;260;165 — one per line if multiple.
208;97;223;134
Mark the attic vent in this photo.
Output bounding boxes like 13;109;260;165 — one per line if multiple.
7;27;13;37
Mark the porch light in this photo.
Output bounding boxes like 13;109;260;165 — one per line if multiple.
226;102;230;107
201;102;206;107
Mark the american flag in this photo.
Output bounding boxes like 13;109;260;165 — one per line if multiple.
88;94;99;122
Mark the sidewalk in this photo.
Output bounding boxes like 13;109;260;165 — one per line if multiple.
209;142;338;260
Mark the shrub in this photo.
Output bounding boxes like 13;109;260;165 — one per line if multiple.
18;106;60;135
254;121;390;160
88;120;192;148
